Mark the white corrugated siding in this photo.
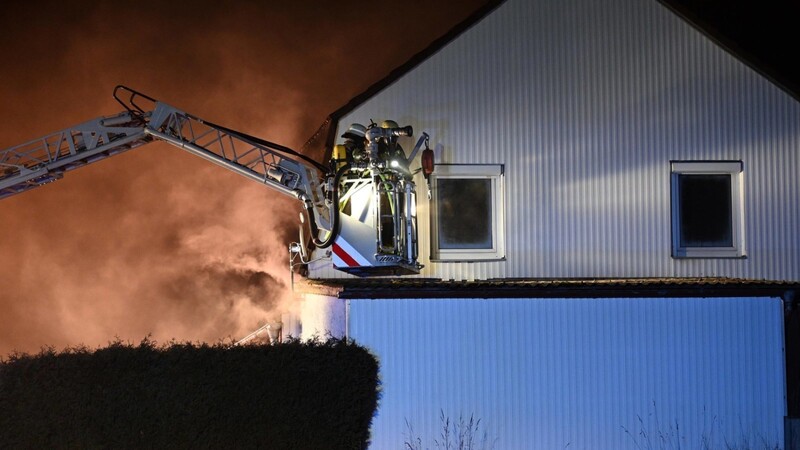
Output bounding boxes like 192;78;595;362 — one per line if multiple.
349;297;785;449
309;0;800;281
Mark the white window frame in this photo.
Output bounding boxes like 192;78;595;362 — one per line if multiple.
670;161;745;258
430;164;505;261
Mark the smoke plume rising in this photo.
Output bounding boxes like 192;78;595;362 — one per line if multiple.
0;0;486;355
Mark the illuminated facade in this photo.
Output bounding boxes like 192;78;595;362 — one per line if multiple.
298;0;800;447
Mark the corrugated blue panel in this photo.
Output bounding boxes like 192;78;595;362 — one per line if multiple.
349;297;785;449
309;0;800;281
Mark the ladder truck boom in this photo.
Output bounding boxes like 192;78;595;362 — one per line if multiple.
0;86;432;276
0;86;328;229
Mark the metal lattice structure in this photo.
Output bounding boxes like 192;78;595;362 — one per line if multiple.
0;86;329;227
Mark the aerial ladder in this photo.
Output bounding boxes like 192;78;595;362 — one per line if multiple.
0;86;433;276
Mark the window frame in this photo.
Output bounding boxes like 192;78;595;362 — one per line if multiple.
670;161;745;259
430;164;505;262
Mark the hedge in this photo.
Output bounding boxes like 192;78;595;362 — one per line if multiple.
0;338;379;449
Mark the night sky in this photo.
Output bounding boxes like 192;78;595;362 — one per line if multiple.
0;0;795;355
667;0;800;97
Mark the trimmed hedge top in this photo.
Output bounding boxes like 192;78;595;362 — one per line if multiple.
0;338;379;449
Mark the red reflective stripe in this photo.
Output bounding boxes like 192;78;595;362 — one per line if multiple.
332;243;359;267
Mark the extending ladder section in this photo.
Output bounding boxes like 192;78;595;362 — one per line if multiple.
0;86;329;228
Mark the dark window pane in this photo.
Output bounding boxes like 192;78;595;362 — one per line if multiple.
437;178;493;249
678;174;732;247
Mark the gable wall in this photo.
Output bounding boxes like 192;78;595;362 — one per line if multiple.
310;0;800;281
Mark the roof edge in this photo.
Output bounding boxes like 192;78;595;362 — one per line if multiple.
322;0;506;157
657;0;800;103
314;0;799;163
297;277;800;301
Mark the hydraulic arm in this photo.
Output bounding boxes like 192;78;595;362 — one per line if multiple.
0;86;430;276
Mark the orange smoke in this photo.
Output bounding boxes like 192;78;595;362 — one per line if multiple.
0;0;486;355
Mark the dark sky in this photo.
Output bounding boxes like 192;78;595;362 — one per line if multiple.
0;0;795;355
666;0;800;97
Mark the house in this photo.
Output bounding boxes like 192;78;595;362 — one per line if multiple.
291;0;800;447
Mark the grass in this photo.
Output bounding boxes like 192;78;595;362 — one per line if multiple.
403;403;781;449
621;403;780;450
404;410;496;450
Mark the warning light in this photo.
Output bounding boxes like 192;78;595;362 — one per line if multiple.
421;148;434;178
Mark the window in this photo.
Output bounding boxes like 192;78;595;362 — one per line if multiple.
430;164;505;261
671;161;744;258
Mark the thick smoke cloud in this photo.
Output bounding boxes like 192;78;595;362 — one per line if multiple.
0;0;485;355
